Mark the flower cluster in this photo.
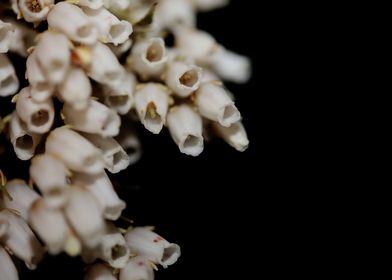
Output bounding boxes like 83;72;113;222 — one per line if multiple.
0;0;250;279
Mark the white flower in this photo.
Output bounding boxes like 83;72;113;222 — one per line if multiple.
63;186;105;248
47;2;98;45
155;0;195;31
29;154;70;208
134;83;169;134
0;209;44;269
102;72;135;115
212;121;249;152
17;0;54;24
6;18;37;57
175;27;218;64
34;31;71;84
89;42;124;87
0;179;40;221
15;87;54;134
80;134;130;174
0;53;19;97
94;223;130;268
45;127;104;174
209;46;251;83
125;227;180;268
62;99;121;137
84;263;117;280
128;38;167;79
165;61;202;98
58;67;92;111
0;20;15;53
109;38;133;57
194;82;241;127
72;171;125;220
167;104;204;156
29;198;69;255
26;51;54;102
83;6;132;45
9;112;42;161
0;246;19;280
119;256;155;280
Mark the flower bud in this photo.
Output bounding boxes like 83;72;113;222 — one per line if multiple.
155;0;195;31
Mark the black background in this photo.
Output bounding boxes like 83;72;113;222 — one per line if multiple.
3;0;266;278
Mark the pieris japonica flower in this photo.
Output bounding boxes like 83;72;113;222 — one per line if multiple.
195;82;241;127
3;18;37;57
165;61;203;97
0;20;14;53
17;0;54;24
119;256;154;280
57;67;92;110
47;2;98;44
9;112;42;160
77;0;104;10
29;198;69;254
128;37;167;79
45;127;105;174
84;263;116;280
212;121;249;152
0;179;40;220
29;154;70;208
134;83;169;134
0;209;44;269
15;87;55;134
64;186;105;248
83;6;132;45
0;245;19;280
0;54;19;97
167;104;204;156
72;171;125;220
34;31;71;84
155;0;195;31
116;126;142;165
125;227;180;268
62;99;121;137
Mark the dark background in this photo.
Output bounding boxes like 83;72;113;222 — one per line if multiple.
2;0;265;278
